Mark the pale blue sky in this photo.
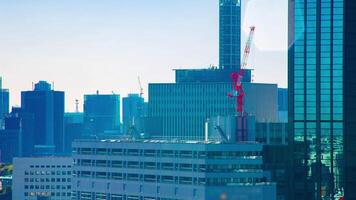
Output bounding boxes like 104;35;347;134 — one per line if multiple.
0;0;288;112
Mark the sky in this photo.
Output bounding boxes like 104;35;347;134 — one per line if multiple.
0;0;288;112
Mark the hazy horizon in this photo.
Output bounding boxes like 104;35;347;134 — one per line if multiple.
0;0;288;112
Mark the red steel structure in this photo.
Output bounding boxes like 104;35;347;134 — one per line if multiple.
228;26;255;114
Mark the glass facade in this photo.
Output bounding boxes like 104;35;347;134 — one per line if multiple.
219;0;241;71
290;0;345;199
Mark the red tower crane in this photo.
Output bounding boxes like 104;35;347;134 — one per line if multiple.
228;26;255;114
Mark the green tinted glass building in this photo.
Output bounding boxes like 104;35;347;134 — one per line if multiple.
289;0;356;199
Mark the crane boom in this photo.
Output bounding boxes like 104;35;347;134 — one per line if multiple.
241;26;255;70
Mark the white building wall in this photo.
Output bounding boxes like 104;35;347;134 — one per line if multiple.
71;140;276;200
12;157;72;200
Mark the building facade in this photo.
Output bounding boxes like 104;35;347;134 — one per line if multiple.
289;0;356;199
122;94;147;135
0;77;9;128
219;0;241;70
64;113;84;155
175;68;252;83
12;157;72;200
278;88;288;123
83;93;120;137
72;139;276;200
148;82;278;140
21;81;65;154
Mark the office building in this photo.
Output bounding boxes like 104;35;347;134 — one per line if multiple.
0;108;35;163
0;78;9;128
64;112;84;155
262;144;289;200
255;122;288;145
83;93;120;137
21;81;65;154
12;157;72;200
219;0;241;70
175;68;252;83
122;94;147;134
72;139;276;200
148;82;278;140
278;88;288;123
289;0;356;199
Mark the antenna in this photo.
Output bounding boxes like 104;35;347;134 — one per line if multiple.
75;99;79;113
138;76;144;98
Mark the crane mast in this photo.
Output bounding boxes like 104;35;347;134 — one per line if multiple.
228;26;255;114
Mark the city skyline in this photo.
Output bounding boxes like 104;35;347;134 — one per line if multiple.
0;0;287;112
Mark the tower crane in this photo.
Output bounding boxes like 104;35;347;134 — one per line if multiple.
228;26;255;114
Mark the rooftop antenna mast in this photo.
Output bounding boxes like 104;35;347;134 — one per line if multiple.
75;99;79;113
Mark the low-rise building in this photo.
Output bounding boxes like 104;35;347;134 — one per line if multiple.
72;139;276;200
12;157;72;200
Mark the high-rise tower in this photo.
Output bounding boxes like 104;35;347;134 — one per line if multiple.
0;77;9;122
21;81;65;154
219;0;241;71
289;0;356;199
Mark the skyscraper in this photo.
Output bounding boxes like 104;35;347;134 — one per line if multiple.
21;81;64;154
289;0;356;199
0;77;9;125
219;0;241;71
122;94;147;134
148;82;278;140
83;93;120;137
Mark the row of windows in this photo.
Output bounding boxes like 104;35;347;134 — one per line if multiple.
24;177;71;183
29;165;71;169
72;192;181;200
24;184;71;190
25;192;71;198
74;148;261;159
75;160;262;172
25;170;72;176
74;171;265;186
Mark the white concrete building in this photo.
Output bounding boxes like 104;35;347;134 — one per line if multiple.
12;157;73;200
72;139;276;200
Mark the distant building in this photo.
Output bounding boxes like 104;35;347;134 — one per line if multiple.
148;82;278;140
0;78;9;128
262;144;289;200
63;113;84;155
219;0;241;70
72;139;276;200
277;88;288;123
175;68;252;83
83;93;120;137
0;108;35;163
255;122;289;200
255;122;288;145
122;94;147;134
21;81;65;154
12;157;72;200
207;115;257;143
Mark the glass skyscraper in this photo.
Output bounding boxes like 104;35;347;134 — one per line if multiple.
219;0;241;71
289;0;356;199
